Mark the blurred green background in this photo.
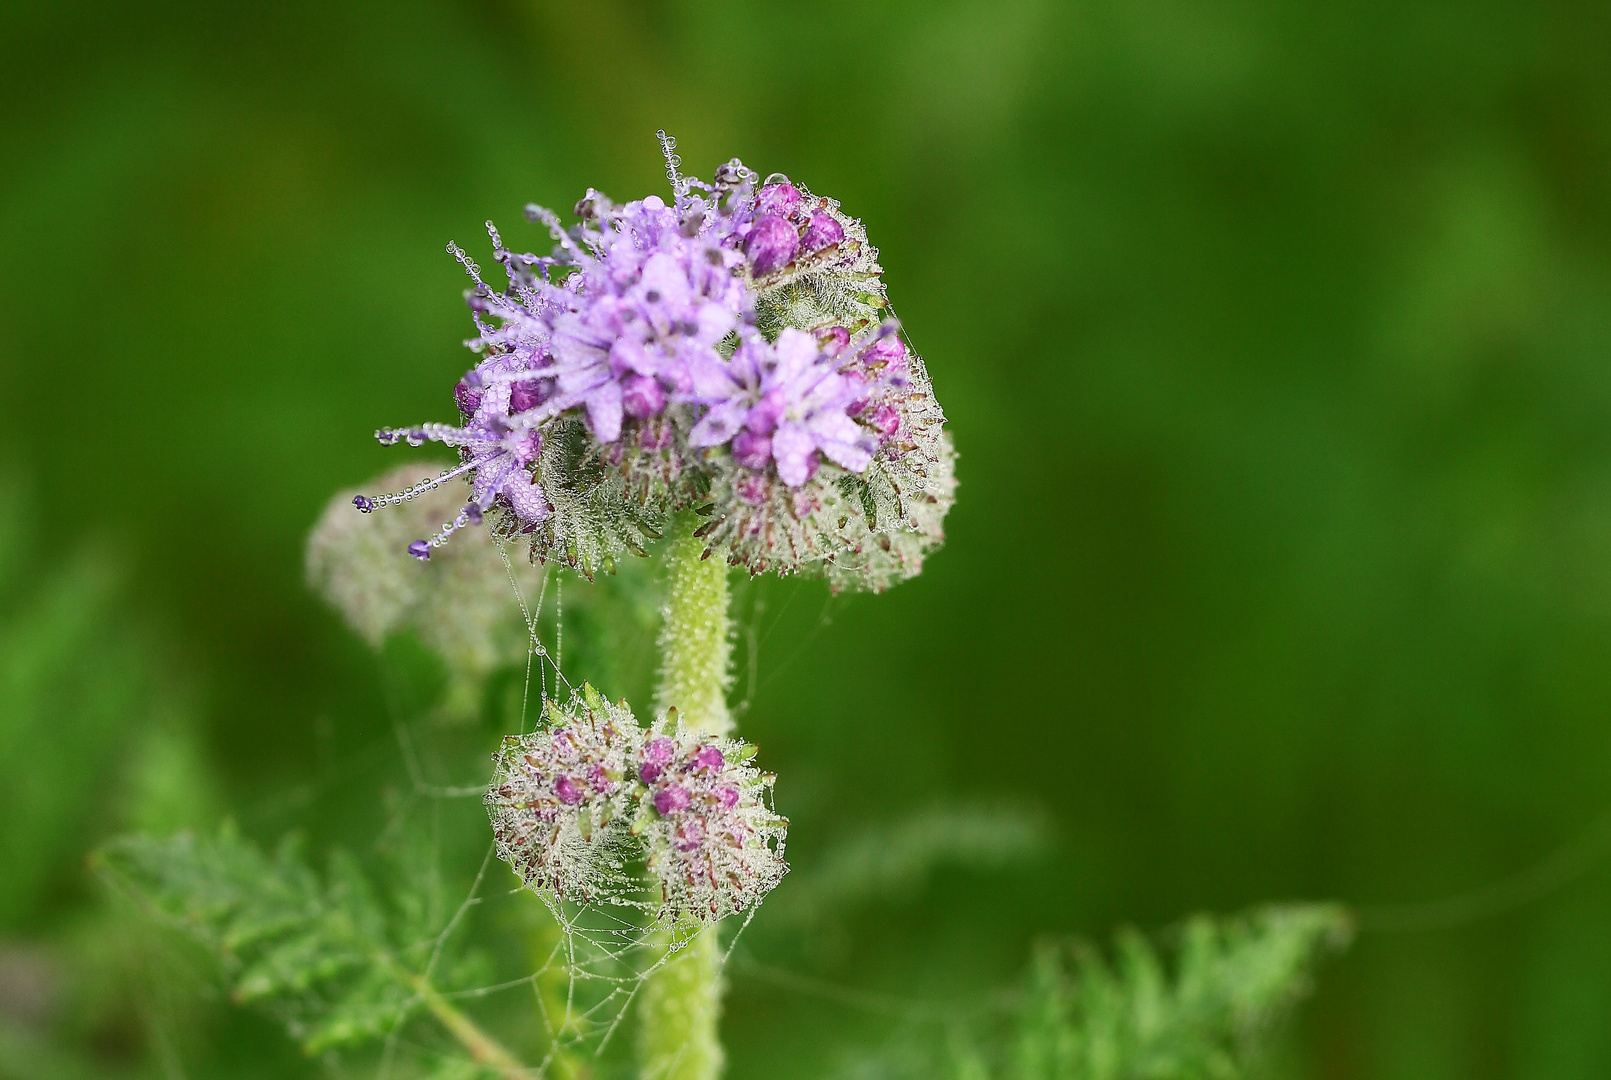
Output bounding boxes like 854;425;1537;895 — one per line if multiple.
6;0;1611;1076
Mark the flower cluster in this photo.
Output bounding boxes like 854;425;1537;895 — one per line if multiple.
484;687;786;919
356;134;955;591
633;718;788;918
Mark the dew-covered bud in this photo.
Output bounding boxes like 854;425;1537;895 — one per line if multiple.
866;403;901;438
484;691;787;919
485;690;644;901
816;325;851;356
555;775;584;805
745;214;799;276
407;540;431;560
736;473;768;506
639;735;675;783
455;379;484;415
654;784;691;815
636;719;788;919
509;379;548;413
859;335;909;373
800;211;845;254
755;181;801;218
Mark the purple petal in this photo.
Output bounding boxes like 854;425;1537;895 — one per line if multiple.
771;423;818;487
621;373;666;419
730;429;772;470
771;328;820;381
690;400;749;447
584;381;624;443
503;473;551;523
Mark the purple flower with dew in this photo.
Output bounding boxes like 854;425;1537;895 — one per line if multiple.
344;133;953;591
691;328;876;486
354;146;758;559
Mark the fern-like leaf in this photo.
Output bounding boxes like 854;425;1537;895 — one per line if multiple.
1005;904;1352;1080
94;826;422;1055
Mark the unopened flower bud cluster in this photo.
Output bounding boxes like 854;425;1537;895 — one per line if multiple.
485;687;787;919
307;463;544;714
356;136;955;592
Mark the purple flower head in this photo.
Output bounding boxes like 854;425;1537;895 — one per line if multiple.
544;212;749;443
350;135;953;593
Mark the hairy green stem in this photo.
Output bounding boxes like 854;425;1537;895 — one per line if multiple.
639;516;732;1080
654;519;733;738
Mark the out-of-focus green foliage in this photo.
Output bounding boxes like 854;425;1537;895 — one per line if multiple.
98;827;417;1055
996;906;1351;1080
818;906;1350;1080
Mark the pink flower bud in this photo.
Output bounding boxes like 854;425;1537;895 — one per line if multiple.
654;784;691;815
755;182;801;218
745;214;799;276
691;745;725;771
555;775;583;805
800;212;844;254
